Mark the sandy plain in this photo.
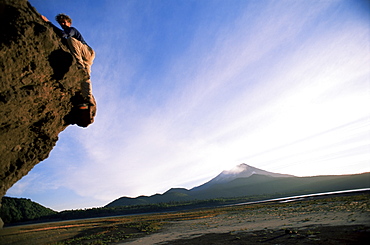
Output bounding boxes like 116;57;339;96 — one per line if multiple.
1;194;369;244
127;194;370;244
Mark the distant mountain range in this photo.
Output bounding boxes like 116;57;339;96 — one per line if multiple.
106;164;370;207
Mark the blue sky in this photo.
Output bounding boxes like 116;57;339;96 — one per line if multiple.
7;0;370;211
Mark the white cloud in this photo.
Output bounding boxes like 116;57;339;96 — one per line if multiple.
54;1;369;203
9;1;369;208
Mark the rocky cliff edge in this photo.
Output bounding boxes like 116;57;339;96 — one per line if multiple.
0;0;97;226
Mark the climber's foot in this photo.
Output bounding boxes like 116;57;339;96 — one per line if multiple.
78;103;89;110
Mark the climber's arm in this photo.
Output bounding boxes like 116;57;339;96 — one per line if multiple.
40;15;66;38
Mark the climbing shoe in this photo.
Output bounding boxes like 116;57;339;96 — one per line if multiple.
78;103;89;110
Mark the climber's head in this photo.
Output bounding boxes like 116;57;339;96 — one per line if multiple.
56;14;72;30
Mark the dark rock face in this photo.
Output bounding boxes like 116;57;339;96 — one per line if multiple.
0;0;96;226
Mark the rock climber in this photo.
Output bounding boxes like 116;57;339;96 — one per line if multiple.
42;13;95;106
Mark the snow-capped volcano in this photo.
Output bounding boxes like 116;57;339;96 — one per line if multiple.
217;163;293;181
192;164;294;190
106;163;369;207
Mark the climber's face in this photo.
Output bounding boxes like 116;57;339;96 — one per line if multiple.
58;20;71;30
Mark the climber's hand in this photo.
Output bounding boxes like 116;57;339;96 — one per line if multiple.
41;15;49;22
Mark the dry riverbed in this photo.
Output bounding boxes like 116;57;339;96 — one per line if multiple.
1;194;369;244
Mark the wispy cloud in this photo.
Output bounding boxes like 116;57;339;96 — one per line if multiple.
58;1;369;202
8;0;369;209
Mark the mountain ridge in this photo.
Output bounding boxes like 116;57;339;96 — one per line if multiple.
106;164;370;207
191;163;293;191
